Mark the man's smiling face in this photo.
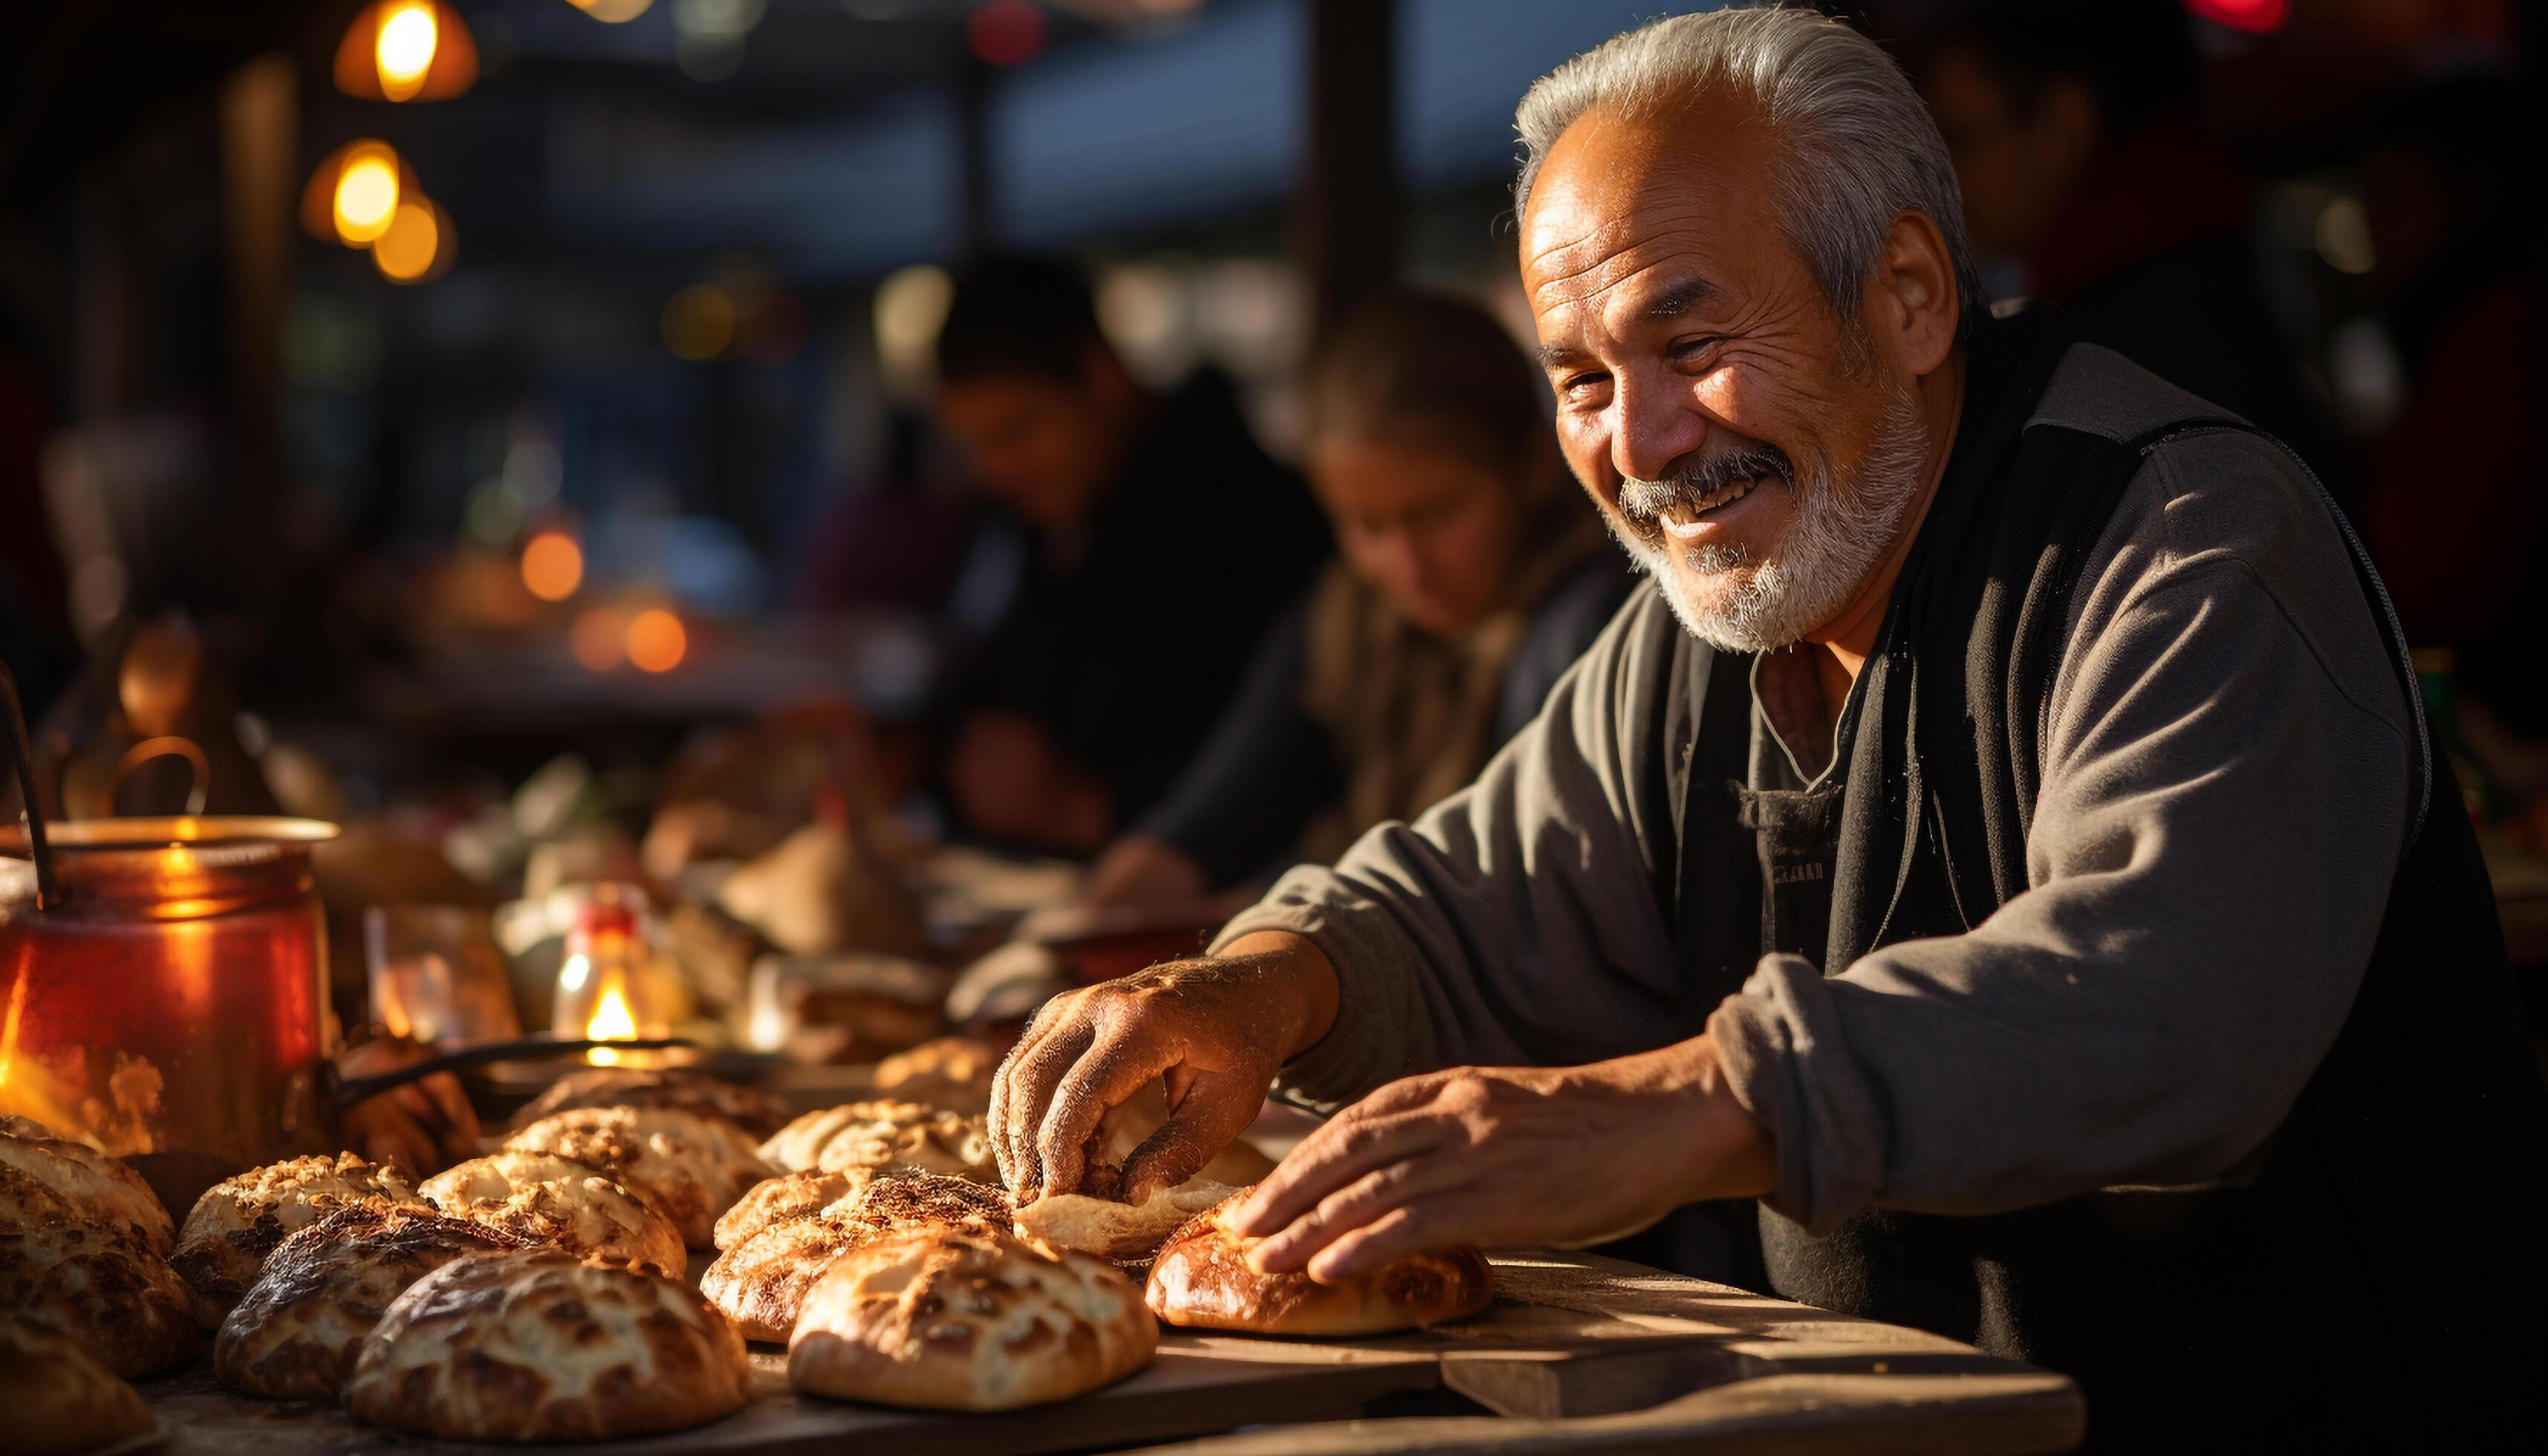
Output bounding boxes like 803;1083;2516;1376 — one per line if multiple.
1523;91;1929;651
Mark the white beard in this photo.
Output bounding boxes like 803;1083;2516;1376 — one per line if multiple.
1608;385;1930;654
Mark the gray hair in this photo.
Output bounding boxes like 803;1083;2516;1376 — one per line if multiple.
1515;5;1984;338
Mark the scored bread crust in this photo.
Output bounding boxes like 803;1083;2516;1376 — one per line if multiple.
172;1154;428;1315
347;1249;750;1443
870;1037;1001;1116
215;1203;535;1400
420;1150;687;1278
1144;1193;1492;1336
0;1166;200;1378
811;1105;997;1183
700;1174;1010;1342
1014;1178;1238;1263
712;1168;871;1251
504;1106;774;1248
0;1120;175;1253
789;1226;1156;1411
1;1311;156;1455
509;1067;790;1138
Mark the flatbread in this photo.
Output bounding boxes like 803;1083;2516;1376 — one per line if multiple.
1015;1177;1238;1263
789;1226;1155;1410
215;1203;535;1400
420;1149;687;1278
348;1249;750;1442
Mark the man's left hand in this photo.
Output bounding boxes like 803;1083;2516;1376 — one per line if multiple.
1226;1036;1775;1282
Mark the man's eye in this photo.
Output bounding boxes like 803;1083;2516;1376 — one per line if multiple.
1561;372;1608;397
1671;336;1725;362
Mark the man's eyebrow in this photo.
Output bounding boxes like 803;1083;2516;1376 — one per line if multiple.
1641;276;1717;320
1536;339;1588;371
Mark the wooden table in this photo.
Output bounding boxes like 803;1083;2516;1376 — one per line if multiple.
140;1251;2081;1455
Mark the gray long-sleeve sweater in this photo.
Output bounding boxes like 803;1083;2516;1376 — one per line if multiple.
1209;343;2416;1236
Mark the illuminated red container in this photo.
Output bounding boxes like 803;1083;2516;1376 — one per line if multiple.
0;816;338;1211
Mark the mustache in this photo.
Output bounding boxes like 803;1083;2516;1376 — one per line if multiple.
1615;444;1795;527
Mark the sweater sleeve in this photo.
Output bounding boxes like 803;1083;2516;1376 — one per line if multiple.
1209;590;1696;1111
1711;442;2416;1232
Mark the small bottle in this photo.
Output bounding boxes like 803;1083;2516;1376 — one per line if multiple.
553;898;648;1065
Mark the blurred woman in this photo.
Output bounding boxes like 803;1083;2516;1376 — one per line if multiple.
1079;290;1631;907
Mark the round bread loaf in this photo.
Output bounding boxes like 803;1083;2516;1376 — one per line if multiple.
347;1249;750;1442
701;1173;1009;1342
790;1226;1155;1410
811;1104;997;1183
1015;1177;1238;1264
504;1106;774;1248
172;1153;427;1313
215;1203;535;1400
0;1119;174;1253
712;1167;870;1251
871;1036;1002;1115
0;1312;156;1454
1144;1192;1492;1336
420;1150;686;1278
0;1165;199;1377
510;1067;790;1138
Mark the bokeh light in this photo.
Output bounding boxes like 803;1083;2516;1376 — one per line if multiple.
625;609;689;673
967;1;1047;66
2185;0;2289;35
874;264;952;397
520;530;585;602
2315;195;2376;276
570;608;628;671
663;284;738;360
571;0;657;22
333;150;401;244
375;2;438;99
371;198;449;282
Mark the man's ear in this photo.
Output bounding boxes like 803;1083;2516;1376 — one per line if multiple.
1866;209;1960;377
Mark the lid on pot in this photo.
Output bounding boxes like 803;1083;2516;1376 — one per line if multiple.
0;816;341;854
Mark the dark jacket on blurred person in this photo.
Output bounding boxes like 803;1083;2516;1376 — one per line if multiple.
946;368;1328;848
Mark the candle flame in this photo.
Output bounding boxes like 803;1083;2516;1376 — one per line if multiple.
585;984;638;1065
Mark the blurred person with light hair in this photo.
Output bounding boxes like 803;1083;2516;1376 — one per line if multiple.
1079;290;1632;909
991;7;2547;1444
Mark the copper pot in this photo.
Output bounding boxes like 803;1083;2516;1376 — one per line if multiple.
0;815;339;1214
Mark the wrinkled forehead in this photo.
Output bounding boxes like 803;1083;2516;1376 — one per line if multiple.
1519;97;1781;325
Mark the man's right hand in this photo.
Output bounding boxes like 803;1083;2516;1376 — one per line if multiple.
989;931;1338;1204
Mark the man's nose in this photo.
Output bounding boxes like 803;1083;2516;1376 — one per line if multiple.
1610;374;1709;485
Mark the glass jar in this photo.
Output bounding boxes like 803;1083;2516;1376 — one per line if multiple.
0;816;338;1211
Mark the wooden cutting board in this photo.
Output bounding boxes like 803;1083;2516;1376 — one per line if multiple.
139;1252;2081;1455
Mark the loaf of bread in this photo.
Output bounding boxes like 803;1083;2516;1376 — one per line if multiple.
505;1106;774;1248
789;1226;1155;1410
701;1172;1010;1342
347;1249;750;1442
1013;1177;1238;1263
172;1153;428;1313
0;1312;156;1454
510;1066;790;1138
420;1149;687;1277
1144;1190;1492;1336
0;1164;198;1377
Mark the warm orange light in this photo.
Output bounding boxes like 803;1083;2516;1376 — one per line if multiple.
585;984;638;1065
376;1;438;98
372;197;450;282
661;285;738;361
333;150;400;244
570;0;655;22
570;608;627;671
520;530;584;602
625;609;687;674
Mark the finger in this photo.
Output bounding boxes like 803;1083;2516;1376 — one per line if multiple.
1119;1067;1264;1203
1001;1018;1096;1200
1248;1154;1467;1275
392;1082;445;1129
1307;1201;1440;1284
1231;1112;1448;1239
1036;1033;1179;1198
989;1004;1067;1190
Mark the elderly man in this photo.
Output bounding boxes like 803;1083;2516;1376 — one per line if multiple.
992;9;2547;1443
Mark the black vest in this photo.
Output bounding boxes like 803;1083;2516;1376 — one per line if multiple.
1665;311;2548;1447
